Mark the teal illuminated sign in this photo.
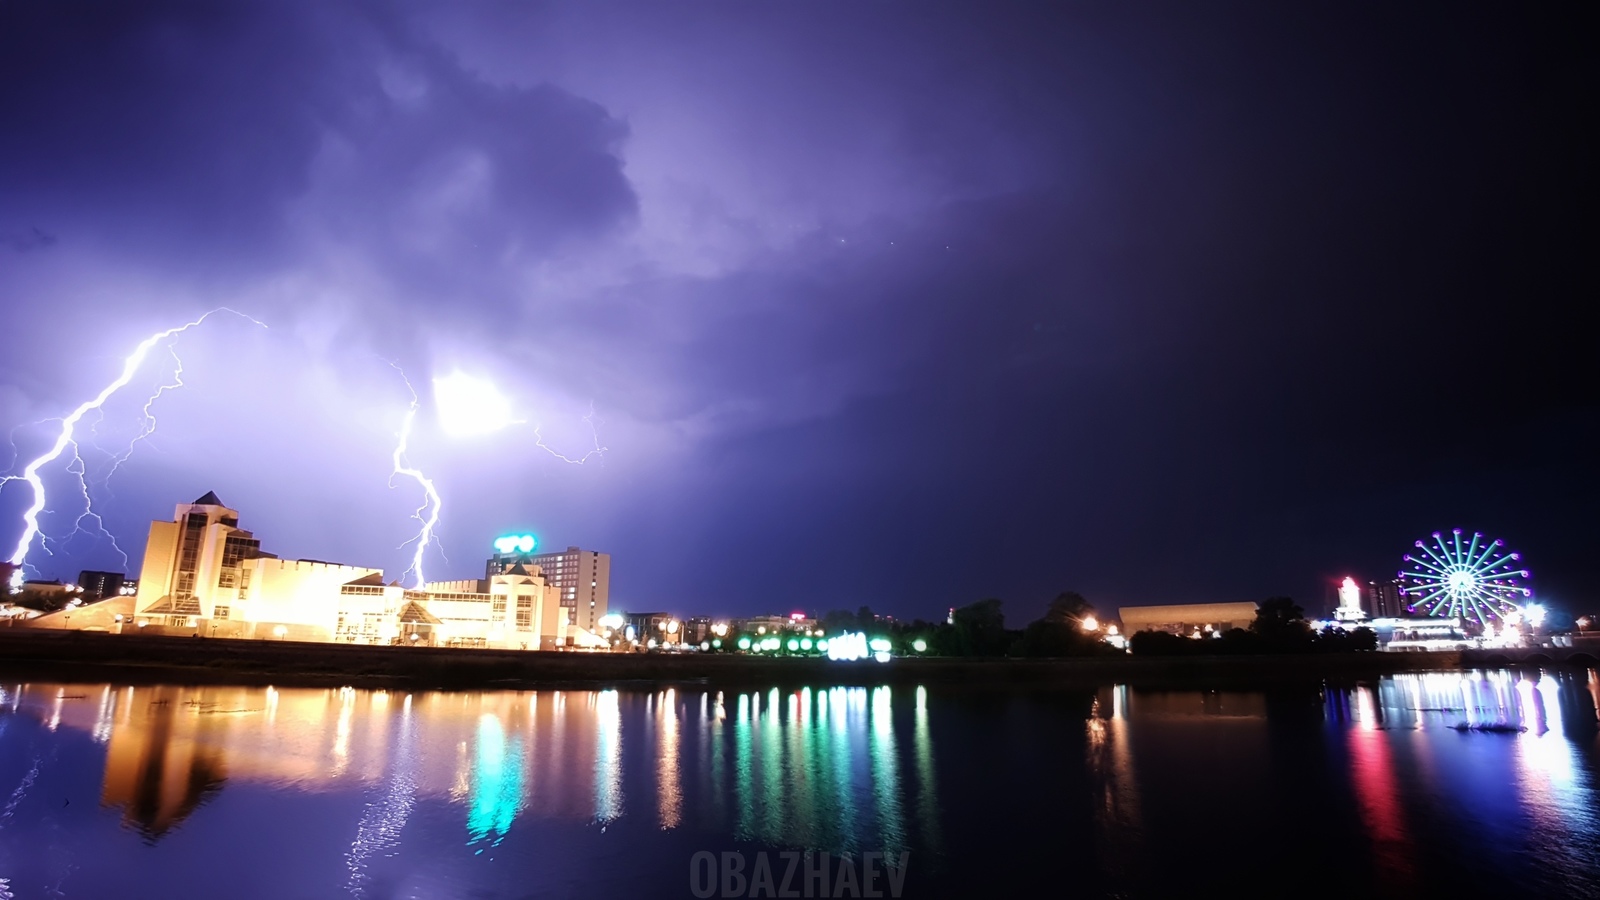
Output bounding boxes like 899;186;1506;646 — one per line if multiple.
493;534;537;554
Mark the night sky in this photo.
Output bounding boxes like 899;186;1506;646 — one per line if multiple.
1;3;1592;623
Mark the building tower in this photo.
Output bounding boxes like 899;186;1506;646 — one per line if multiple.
135;492;263;625
1334;576;1366;623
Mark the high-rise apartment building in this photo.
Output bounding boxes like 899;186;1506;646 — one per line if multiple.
487;544;610;631
1366;578;1409;618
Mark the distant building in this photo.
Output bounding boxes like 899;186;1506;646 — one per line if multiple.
684;616;713;645
487;543;610;632
77;570;128;601
735;613;817;635
1366;578;1407;618
1117;602;1259;637
622;611;675;645
15;579;78;609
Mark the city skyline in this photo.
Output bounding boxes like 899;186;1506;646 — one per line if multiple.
1;3;1591;624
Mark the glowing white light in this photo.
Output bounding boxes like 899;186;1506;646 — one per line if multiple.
599;614;624;630
1081;615;1099;632
2;309;266;584
432;372;518;437
827;632;869;661
1522;603;1547;629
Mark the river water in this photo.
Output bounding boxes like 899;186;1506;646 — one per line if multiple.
0;670;1596;899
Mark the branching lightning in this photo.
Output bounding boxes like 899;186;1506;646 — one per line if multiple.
535;403;608;465
1;308;267;590
389;364;443;589
103;344;187;490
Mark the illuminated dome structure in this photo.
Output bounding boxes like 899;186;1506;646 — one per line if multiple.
1399;529;1531;628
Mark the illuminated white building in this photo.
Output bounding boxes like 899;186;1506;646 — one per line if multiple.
486;539;610;632
132;493;571;649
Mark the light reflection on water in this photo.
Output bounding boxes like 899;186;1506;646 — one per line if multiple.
0;672;1595;899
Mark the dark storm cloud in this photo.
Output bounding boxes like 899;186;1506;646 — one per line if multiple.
0;2;1591;620
0;0;635;297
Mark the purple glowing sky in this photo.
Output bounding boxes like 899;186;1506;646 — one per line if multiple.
0;3;1591;621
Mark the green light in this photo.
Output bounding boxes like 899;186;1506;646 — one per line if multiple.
737;636;751;650
786;638;799;651
869;638;892;653
912;639;927;652
712;638;722;648
493;534;536;554
800;638;813;650
817;639;829;651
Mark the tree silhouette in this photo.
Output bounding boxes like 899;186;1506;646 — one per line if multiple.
1250;597;1311;648
1044;591;1094;627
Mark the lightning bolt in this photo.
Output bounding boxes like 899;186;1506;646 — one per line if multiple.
1;308;267;591
535;403;608;464
388;363;443;589
103;344;186;491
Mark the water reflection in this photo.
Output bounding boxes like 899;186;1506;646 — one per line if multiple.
102;687;227;840
709;685;925;854
1324;671;1600;896
1087;685;1141;886
0;681;929;859
344;692;417;898
0;672;1595;899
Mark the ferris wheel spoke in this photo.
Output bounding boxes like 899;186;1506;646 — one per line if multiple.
1406;556;1449;576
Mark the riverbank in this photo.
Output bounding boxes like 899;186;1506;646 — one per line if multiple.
0;628;1501;691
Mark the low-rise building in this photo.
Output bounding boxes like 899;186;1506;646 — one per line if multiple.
1117;602;1260;637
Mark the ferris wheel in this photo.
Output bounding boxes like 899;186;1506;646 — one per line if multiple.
1399;529;1531;626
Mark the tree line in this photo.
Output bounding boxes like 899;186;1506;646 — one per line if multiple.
818;594;1376;658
